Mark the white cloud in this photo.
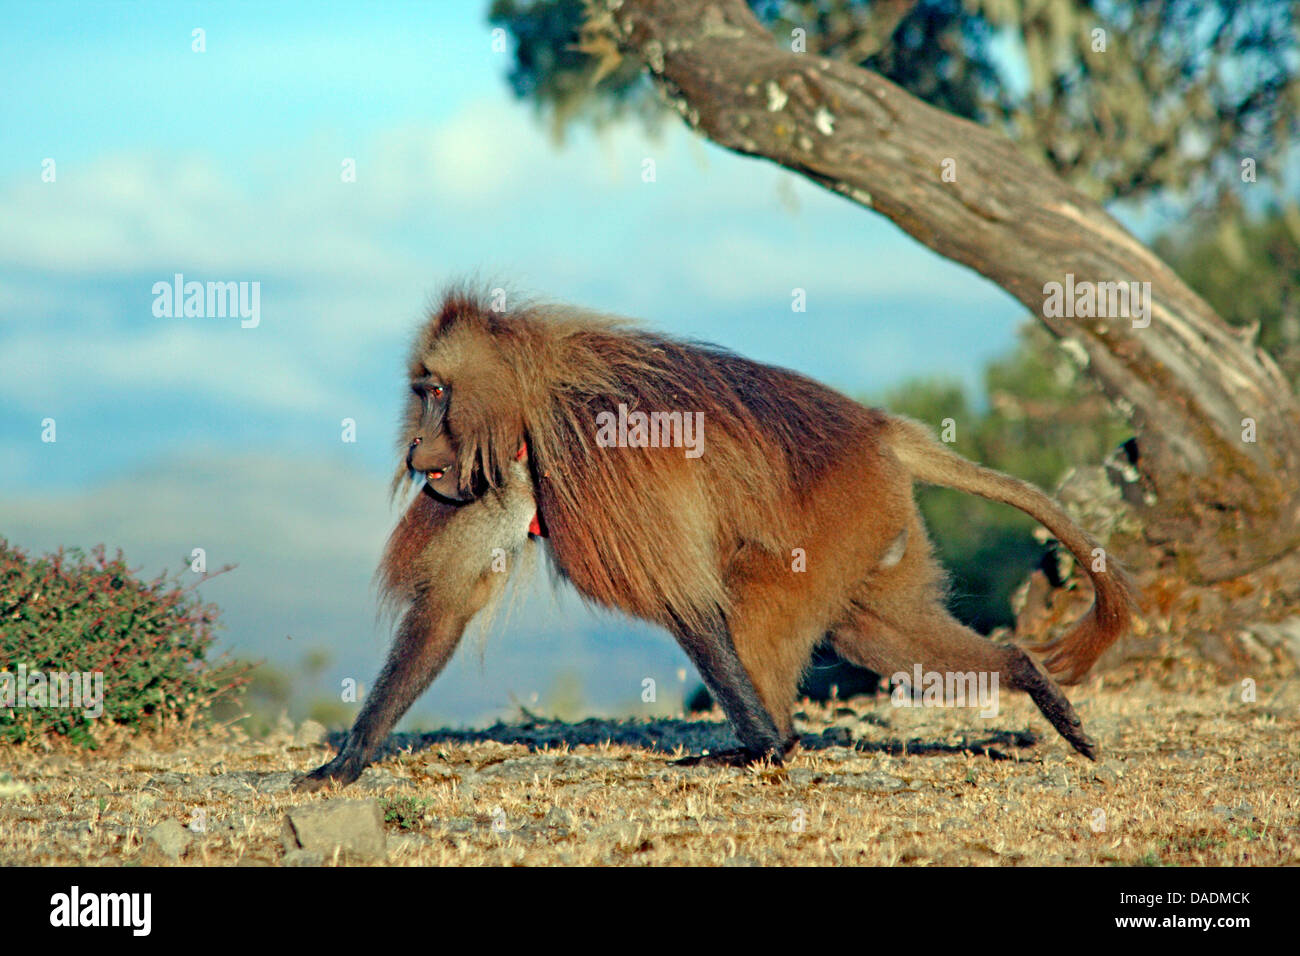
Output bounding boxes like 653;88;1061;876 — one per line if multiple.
0;94;1022;475
0;323;337;413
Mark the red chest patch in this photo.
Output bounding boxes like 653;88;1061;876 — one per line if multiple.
517;442;544;536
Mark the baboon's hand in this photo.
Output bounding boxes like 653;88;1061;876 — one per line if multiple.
292;753;363;793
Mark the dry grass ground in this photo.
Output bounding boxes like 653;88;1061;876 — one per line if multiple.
2;671;1297;866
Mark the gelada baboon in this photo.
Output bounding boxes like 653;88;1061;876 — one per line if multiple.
296;288;1137;790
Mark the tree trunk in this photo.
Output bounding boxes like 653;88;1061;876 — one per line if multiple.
602;0;1300;588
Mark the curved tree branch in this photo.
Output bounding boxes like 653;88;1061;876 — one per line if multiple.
602;0;1300;582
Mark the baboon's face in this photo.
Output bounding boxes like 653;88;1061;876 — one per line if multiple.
405;374;468;500
402;324;523;502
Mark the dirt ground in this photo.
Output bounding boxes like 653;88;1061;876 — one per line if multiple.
2;671;1297;866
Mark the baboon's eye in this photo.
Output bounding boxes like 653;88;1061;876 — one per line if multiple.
412;380;446;403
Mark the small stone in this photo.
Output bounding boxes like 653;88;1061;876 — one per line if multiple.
543;806;574;828
0;776;33;800
389;833;429;855
282;849;323;867
589;821;641;846
206;773;256;796
1092;765;1120;787
1043;769;1072;791
788;768;906;792
356;768;411;792
853;771;907;792
283;798;387;862
132;793;157;815
147;819;192;860
143;772;187;791
1211;803;1254;821
256;771;299;795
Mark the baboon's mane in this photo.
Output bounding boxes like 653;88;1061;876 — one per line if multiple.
415;287;878;634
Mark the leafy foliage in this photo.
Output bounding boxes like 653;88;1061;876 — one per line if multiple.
1155;200;1300;385
490;0;661;141
0;540;249;747
379;795;436;830
490;0;1300;206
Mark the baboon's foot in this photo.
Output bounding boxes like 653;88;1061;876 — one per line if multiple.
672;746;783;768
1010;650;1098;760
292;753;364;793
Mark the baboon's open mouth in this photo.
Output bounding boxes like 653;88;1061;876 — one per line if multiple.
427;470;444;480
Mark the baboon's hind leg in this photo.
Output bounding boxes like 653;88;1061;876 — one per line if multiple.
832;602;1097;759
672;548;838;768
670;613;792;767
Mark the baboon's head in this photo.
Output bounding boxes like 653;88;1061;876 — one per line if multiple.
398;292;526;502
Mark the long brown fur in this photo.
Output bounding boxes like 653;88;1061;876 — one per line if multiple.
297;286;1138;790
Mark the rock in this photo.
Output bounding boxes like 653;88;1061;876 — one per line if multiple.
206;772;256;796
473;757;545;783
356;768;412;792
542;806;574;828
1092;765;1120;787
1212;803;1255;822
132;793;157;815
255;771;299;795
282;849;323;867
143;772;188;792
817;746;857;762
146;819;192;860
389;833;429;856
293;720;328;749
851;771;907;792
588;821;641;846
1043;769;1073;792
472;754;626;784
283;799;387;862
787;768;906;792
0;775;33;800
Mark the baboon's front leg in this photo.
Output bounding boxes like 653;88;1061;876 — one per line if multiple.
294;584;490;791
671;616;793;767
296;465;535;792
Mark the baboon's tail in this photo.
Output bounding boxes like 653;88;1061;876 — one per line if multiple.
882;415;1138;685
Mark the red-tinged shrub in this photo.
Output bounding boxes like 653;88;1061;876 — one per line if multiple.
0;539;249;748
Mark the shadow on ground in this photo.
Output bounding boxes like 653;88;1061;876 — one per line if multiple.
343;714;1042;764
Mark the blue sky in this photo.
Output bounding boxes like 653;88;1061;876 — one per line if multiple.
1;1;1045;726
